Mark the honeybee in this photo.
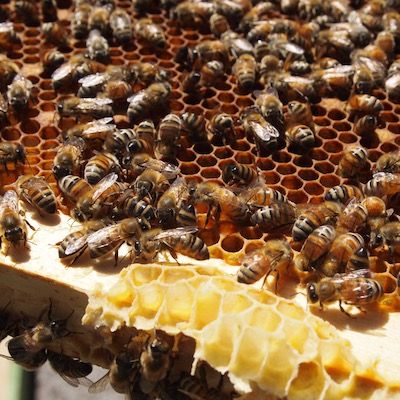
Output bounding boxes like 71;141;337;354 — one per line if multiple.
110;9;132;44
364;172;400;197
102;79;132;102
0;22;20;52
127;82;171;124
346;246;370;272
77;73;108;98
181;112;207;142
240;2;274;31
246;21;273;43
48;352;93;387
232;54;257;91
0;190;27;250
255;87;284;128
86;30;109;62
176;373;220;400
195;40;230;67
172;1;215;28
0;56;19;92
250;202;296;230
3;306;72;371
237;240;293;288
53;137;85;180
7;75;32;111
84;152;121;184
294;225;336;272
157;177;195;228
135;18;166;49
347;94;383;119
221;30;253;58
133;169;172;201
286;101;314;130
320;233;365;277
209;113;235;144
86;217;144;260
222;162;257;186
0;143;26;171
324;184;364;204
89;6;112;35
57;97;114;120
307;269;383;314
199;60;225;88
241;106;281;154
42;50;66;75
289;60;311;76
57;175;91;203
130;62;168;86
259;55;282;84
182;71;200;93
14;1;40;26
72;3;91;39
375;31;395;54
16;175;57;215
385;73;400;102
193;182;249;225
138;227;208;262
112;189;155;222
354;56;386;87
373;221;400;255
375;151;400;174
336;199;368;234
139;335;171;394
58;219;112;263
103;128;136;159
337;146;369;178
354;114;377;136
313;65;354;97
42;22;70;49
210;13;230;37
316;29;354;60
286;124;316;149
275;75;318;103
292;201;342;241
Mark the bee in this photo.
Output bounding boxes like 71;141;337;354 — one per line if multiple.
0;143;25;171
307;269;383;314
84;152;121;184
286;124;316;149
209;113;235;144
250;202;296;230
157;177;195;228
42;50;66;75
316;29;354;60
298;0;324;21
237;240;293;287
139;335;171;394
286;101;314;130
42;22;70;49
373;221;400;255
127;82;171;124
131;62;168;86
89;6;111;35
172;1;215;28
102;79;132;102
375;151;400;174
355;56;386;88
72;3;91;39
135;18;166;49
127;121;155;157
176;373;220;400
232;54;257;91
221;30;254;58
347;94;383;119
14;1;40;26
193;182;249;225
58;219;112;263
385;73;400;102
320;233;365;277
48;352;93;387
195;40;230;66
182;71;201;93
103;128;136;159
57;175;92;203
255;87;284;128
86;217;144;260
112;189;155;222
110;9;133;44
354;114;377;136
57;97;114;120
77;73;108;98
337;146;369;178
241;106;281;154
336;199;368;234
53;137;85;180
313;65;354;98
364;172;400;197
181;112;207;142
383;11;400;39
16;175;57;215
86;30;109;62
292;201;342;241
324;185;364;204
133;168;172;201
3;306;72;371
222;162;257;186
258;55;282;85
210;13;230;37
0;190;27;250
7;75;32;111
0;22;20;52
275;75;319;103
289;60;311;76
214;0;250;25
375;31;395;54
246;21;273;43
0;56;20;92
294;225;336;272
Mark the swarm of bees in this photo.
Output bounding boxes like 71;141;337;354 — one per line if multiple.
2;0;400;397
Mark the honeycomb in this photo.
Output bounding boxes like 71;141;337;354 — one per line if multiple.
84;263;400;399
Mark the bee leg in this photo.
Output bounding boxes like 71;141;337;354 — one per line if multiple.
113;243;124;267
339;300;356;318
24;218;36;231
274;271;280;293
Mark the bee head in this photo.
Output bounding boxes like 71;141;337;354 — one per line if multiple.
149;338;169;356
52;164;70;180
15;144;26;163
57;102;64;114
136;181;153;199
5;226;24;244
306;283;319;304
158;208;175;227
72;207;88;222
127;140;141;154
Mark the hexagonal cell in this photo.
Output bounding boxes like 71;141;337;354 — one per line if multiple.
304;182;324;196
221;235;244;253
311;104;327;116
314;117;330;126
327;109;346;120
21;135;40;147
201;167;220;179
314;161;334;174
40;126;59;140
332;121;351;131
263;171;280;184
299;169;319;181
180;162;200;175
311;149;328;161
20;120;40;134
214;147;234;159
388;123;400;134
277;164;296;175
281;176;302;190
318;128;337;140
381;112;399;123
380;142;399;153
257;158;274;170
320;174;341;188
197;155;217;167
239;227;263;240
235;152;254;165
293;156;313;167
2;128;21;141
193;142;214;155
272;151;291;163
287;191;309;204
323;141;343;153
338;132;357;143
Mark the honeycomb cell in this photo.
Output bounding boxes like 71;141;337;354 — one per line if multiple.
293;156;313;167
311;105;327;116
23;55;40;64
20;120;40;134
193;142;213;155
180;163;200;175
221;235;244;253
221;104;239;114
304;182;324;196
327;109;346;120
201;167;220;178
263;171;280;184
381;112;398;122
299;169;319;181
332;121;351;131
314;117;330;126
21;135;40;147
40;127;59;140
272;151;291;163
240;226;263;240
368;150;383;162
315;161;334;174
257;158;274;170
197;155;217;167
287;191;309;204
318;128;337;140
281;176;302;190
320;174;341;188
311;149;328;160
323;141;343;153
2;128;21;141
360;134;380;149
380;142;398;153
244;240;265;254
277;164;296;175
235;152;254;165
39;91;57;101
236;97;253;108
214;147;233;159
339;132;357;143
388;123;400;134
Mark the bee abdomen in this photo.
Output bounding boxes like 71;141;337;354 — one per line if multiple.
251;203;295;229
292;216;317;241
169;234;209;260
32;188;57;214
176;204;197;227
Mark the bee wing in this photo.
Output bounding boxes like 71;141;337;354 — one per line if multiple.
250;121;279;141
52;63;73;81
0;22;13;32
87;224;122;247
127;90;147;104
64;233;89;256
278;42;304;56
332;269;372;283
88;371;110;394
0;93;8;113
141;159;180;177
78;73;107;87
0;190;19;214
153;226;198;240
92;172;118;200
77;98;113;111
83;120;116;135
373;172;400;183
